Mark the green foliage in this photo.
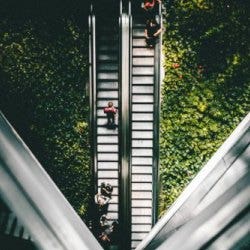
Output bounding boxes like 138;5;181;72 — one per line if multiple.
0;16;91;217
159;0;250;215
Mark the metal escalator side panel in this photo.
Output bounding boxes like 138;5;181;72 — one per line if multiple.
89;14;98;197
152;8;163;227
0;112;102;250
119;13;132;250
156;172;250;250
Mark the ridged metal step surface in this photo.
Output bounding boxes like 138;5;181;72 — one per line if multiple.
130;16;156;249
95;18;120;222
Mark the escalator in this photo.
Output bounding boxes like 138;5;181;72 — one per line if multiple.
89;1;162;249
89;0;122;248
130;1;161;249
95;3;120;223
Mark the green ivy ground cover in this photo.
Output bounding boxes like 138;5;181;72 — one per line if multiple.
159;0;250;215
0;2;91;218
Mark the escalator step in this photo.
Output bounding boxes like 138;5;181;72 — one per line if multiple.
132;139;153;148
132;149;153;157
132;113;153;121
98;136;118;143
132;183;152;191
132;95;154;103
132;208;152;216
97;81;119;89
98;144;118;152
97;54;118;61
132;216;152;224
133;66;154;75
133;48;154;56
97;72;118;80
97;91;118;99
132;157;153;165
133;57;154;65
106;212;118;220
132;28;145;37
132;224;151;232
98;170;118;179
132;192;152;199
98;44;119;51
97;100;118;107
133;38;147;47
98;153;119;161
132;232;149;241
132;76;154;84
98;162;119;169
132;175;152;183
132;200;152;208
132;166;153;174
97;63;119;71
132;104;154;112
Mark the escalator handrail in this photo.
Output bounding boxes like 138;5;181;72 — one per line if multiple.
88;12;98;197
118;12;131;250
157;171;250;250
152;2;163;227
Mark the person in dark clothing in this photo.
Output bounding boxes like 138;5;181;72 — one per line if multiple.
99;220;119;248
94;192;110;218
94;182;114;217
109;221;119;245
98;215;111;248
104;101;117;129
145;19;162;48
101;182;113;199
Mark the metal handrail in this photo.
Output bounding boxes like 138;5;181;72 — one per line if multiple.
152;1;162;226
118;12;131;250
158;171;250;250
0;112;102;250
88;9;98;201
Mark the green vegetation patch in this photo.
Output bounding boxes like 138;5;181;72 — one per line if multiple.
0;14;91;217
159;0;250;215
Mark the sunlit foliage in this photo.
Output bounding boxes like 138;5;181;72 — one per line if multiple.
159;0;250;215
0;5;91;218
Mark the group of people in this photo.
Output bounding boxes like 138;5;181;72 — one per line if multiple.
142;0;162;48
94;182;119;247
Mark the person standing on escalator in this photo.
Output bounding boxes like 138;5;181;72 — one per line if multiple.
104;101;117;129
145;18;162;48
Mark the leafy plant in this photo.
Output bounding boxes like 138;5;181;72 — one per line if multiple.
0;13;91;218
159;0;250;216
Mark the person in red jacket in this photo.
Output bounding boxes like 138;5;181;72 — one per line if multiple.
104;102;117;129
142;0;161;18
142;0;161;11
